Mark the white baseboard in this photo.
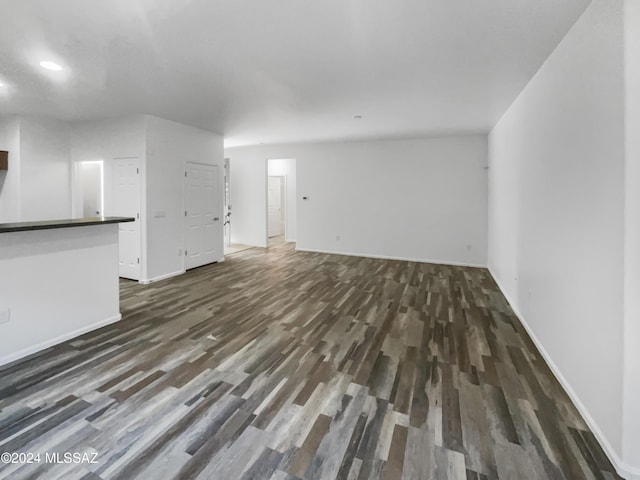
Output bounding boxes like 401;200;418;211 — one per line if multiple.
294;247;487;269
0;314;122;368
625;466;640;480
140;269;186;284
488;268;637;480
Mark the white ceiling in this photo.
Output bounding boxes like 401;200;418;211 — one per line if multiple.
0;0;590;147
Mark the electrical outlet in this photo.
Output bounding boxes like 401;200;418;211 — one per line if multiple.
178;248;183;256
0;308;10;325
336;235;341;241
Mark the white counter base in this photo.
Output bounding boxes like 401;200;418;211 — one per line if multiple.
0;223;122;366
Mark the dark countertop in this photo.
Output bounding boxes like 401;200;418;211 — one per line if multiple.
0;217;135;233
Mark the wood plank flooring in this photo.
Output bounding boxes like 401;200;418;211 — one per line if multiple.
0;243;621;479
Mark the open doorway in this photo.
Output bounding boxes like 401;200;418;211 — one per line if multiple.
267;158;297;247
267;175;285;245
79;161;104;217
223;157;253;256
223;158;231;248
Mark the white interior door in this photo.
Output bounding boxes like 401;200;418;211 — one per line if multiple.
113;157;141;280
185;162;220;270
268;176;285;238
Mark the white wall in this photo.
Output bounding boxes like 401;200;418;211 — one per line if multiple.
2;113;225;284
488;0;627;474
226;135;488;266
268;158;297;242
0;116;72;223
0;118;21;223
145;115;224;281
19;117;72;221
72;114;224;283
623;0;640;475
71;115;148;281
71;115;147;217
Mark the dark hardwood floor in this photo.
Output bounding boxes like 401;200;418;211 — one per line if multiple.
0;243;621;479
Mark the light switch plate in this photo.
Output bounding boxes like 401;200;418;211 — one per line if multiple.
0;308;10;324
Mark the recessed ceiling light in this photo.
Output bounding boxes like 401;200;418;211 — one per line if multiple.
39;61;63;71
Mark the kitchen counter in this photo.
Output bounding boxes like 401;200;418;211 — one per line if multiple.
0;216;134;233
0;217;133;366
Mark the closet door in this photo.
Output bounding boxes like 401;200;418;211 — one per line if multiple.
185;162;220;269
113;157;141;280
